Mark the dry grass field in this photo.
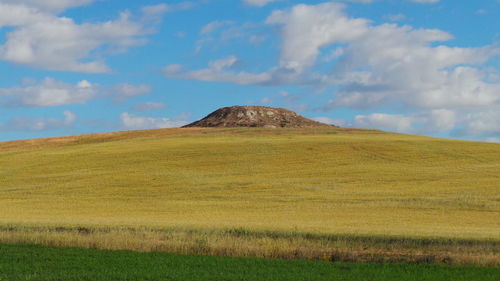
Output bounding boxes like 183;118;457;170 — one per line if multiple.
0;127;499;265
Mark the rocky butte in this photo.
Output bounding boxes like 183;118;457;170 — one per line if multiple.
183;106;335;128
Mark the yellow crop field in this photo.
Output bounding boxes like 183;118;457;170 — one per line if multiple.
0;127;499;265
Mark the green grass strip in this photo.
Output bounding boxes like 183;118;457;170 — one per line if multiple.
0;244;498;281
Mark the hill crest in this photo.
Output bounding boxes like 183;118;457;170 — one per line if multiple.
183;106;333;128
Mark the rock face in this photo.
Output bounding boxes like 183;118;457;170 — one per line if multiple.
183;106;334;128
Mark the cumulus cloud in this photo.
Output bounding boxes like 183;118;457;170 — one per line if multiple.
266;3;370;74
161;2;195;13
353;110;456;134
315;108;500;139
263;2;500;106
243;0;372;6
0;78;96;107
461;110;500;138
288;3;495;108
110;84;151;102
332;0;374;3
354;113;415;133
195;20;268;53
327;41;500;110
164;56;272;85
0;0;94;12
485;137;500;143
171;3;371;84
141;4;170;15
172;2;500;98
200;20;233;34
0;78;151;107
314;109;456;134
141;2;193;24
312;117;347;127
0;3;51;27
120;113;188;129
0;110;77;131
410;0;440;3
243;0;281;7
132;102;168;112
384;13;406;22
0;2;166;73
165;2;499;140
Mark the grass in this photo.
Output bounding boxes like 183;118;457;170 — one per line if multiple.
0;127;499;264
1;243;499;281
0;226;497;266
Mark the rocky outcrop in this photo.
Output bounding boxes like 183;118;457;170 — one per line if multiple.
183;106;334;128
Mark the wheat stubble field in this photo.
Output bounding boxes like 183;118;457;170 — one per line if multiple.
0;127;499;266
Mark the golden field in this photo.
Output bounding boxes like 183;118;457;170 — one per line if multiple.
0;127;499;264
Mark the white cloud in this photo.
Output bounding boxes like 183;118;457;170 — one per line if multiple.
120;113;188;129
0;110;77;131
0;78;96;107
140;4;170;25
0;78;151;107
383;13;406;22
312;117;346;127
174;3;372;84
260;97;272;105
110;84;151;102
0;11;144;73
318;108;500;139
0;2;164;73
410;0;440;3
461;110;500;137
244;0;372;5
265;3;500;115
485;137;500;143
171;3;369;84
141;2;192;24
339;0;374;2
243;0;280;7
0;0;94;12
249;34;267;45
354;113;416;133
141;4;170;15
161;2;195;13
164;56;272;85
200;20;233;34
426;109;457;132
0;3;51;27
173;2;500;100
353;109;456;134
196;21;266;53
322;48;345;62
266;3;369;74
210;56;238;70
132;102;168;112
165;2;499;140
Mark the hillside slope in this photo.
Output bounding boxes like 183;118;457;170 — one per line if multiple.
0;127;499;239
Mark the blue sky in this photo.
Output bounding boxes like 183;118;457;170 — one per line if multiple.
0;0;499;142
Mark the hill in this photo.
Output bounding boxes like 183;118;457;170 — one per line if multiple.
0;127;499;265
183;106;332;128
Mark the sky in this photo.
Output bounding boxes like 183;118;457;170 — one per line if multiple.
0;0;499;142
